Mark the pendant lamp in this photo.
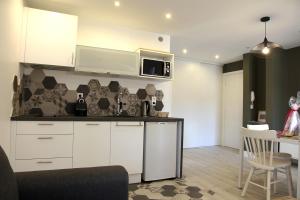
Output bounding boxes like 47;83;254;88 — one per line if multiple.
252;16;281;55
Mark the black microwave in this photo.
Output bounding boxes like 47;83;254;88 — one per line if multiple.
140;58;171;78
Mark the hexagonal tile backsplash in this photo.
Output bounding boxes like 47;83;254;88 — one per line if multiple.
15;69;165;117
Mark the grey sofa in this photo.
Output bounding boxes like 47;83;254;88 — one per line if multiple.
0;146;128;200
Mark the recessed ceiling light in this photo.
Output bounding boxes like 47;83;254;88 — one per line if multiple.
165;13;172;19
182;49;188;54
215;55;220;59
114;1;120;7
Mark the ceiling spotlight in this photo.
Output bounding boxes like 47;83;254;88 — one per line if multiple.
182;49;188;54
215;55;220;59
165;13;172;19
252;16;281;55
114;1;120;7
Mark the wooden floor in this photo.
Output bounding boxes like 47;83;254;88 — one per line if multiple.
183;146;297;200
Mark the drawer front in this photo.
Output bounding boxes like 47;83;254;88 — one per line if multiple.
16;135;73;159
15;158;72;172
17;121;73;135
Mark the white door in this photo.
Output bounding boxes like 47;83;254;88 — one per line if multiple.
22;7;78;67
222;70;243;149
110;122;144;174
73;122;110;168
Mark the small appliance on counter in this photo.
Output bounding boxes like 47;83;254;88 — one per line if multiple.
141;101;151;117
75;95;87;116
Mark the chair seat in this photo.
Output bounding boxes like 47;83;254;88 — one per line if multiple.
265;152;292;161
248;157;291;170
273;152;292;160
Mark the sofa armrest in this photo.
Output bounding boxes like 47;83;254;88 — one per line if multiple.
16;166;128;200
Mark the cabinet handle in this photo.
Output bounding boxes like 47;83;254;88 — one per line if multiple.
38;123;54;126
37;161;53;164
86;123;100;126
116;122;143;126
158;122;166;125
37;137;53;140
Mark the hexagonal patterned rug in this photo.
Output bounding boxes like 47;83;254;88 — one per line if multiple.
129;178;215;200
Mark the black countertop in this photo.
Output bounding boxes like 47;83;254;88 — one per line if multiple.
11;115;184;122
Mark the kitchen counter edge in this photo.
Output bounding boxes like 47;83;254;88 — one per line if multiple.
10;116;184;122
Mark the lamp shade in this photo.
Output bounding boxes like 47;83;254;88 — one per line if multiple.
251;16;281;54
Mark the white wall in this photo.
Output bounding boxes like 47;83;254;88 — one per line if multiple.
172;58;222;148
0;0;24;154
77;19;170;52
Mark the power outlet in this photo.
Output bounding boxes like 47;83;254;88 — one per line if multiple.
151;96;157;106
77;93;83;100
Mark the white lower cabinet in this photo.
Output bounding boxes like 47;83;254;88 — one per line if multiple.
16;134;73;159
15;158;72;172
11;121;146;183
73;122;110;168
111;122;144;183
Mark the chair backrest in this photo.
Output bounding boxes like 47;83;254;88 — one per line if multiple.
241;127;277;166
0;146;19;200
247;124;269;131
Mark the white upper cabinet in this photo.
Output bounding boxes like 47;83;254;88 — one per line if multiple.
20;7;78;67
75;45;139;76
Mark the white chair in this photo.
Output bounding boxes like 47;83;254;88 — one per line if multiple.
247;124;270;131
247;124;293;194
241;127;293;200
247;124;292;161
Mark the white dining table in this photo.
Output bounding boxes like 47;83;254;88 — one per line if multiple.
238;135;300;199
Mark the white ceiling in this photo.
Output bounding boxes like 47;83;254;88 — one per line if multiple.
26;0;300;65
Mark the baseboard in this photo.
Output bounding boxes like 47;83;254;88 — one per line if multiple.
129;173;141;184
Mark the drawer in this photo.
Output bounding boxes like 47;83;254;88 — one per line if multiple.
15;158;72;172
17;121;73;135
16;135;73;159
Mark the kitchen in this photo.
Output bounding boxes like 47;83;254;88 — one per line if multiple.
8;6;185;184
1;1;300;200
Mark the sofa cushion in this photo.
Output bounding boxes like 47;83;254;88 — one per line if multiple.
0;146;19;200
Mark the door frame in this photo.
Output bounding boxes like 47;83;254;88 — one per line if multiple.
221;70;243;148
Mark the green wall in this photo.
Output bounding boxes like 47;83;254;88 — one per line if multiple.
286;47;300;98
265;48;287;130
242;46;300;130
243;53;256;126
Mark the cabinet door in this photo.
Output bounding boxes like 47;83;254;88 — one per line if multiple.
111;122;144;174
75;46;139;76
73;122;110;168
22;8;78;67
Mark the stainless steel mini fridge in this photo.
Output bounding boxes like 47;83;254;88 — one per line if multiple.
143;122;178;181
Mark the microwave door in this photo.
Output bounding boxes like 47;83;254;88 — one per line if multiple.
142;59;164;76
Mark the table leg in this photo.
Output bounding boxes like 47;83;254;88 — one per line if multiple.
238;136;244;189
297;141;300;199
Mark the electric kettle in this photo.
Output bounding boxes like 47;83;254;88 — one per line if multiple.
141;101;151;117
